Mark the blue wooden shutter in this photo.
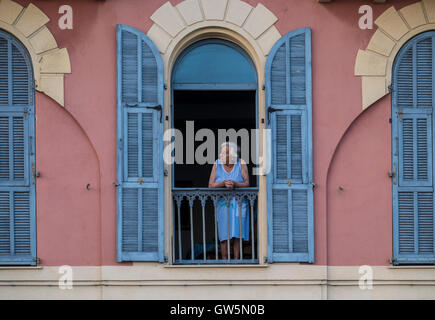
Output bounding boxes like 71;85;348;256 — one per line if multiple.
116;25;164;262
0;31;36;265
266;28;314;263
393;32;435;264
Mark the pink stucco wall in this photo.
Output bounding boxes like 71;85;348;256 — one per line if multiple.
12;0;418;266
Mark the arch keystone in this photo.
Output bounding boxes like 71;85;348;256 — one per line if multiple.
200;0;228;21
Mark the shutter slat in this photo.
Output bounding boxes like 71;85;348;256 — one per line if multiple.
272;189;289;253
11;44;29;105
0;191;10;254
0;38;8;105
418;192;433;253
13;190;30;254
417;38;432;108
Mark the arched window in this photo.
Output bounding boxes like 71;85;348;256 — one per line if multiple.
0;30;36;265
392;30;435;265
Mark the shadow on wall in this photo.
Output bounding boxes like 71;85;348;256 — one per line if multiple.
35;92;101;266
326;94;392;266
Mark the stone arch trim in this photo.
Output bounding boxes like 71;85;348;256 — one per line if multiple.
355;0;435;110
0;0;71;107
147;0;281;62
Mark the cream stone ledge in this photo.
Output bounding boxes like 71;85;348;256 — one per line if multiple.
354;0;435;110
0;0;71;107
147;0;281;60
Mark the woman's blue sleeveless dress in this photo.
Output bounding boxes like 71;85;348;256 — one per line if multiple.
215;158;250;241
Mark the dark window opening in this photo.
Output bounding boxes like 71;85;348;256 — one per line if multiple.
173;90;257;188
172;90;258;263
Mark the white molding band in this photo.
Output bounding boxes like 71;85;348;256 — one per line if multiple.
0;0;71;107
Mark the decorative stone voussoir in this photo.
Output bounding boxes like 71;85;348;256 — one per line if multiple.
243;3;278;39
355;1;435;111
0;0;23;25
176;0;203;26
147;0;281;59
225;0;253;27
375;7;409;41
15;3;50;37
400;2;427;29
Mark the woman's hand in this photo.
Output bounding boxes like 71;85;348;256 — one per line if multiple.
224;179;234;190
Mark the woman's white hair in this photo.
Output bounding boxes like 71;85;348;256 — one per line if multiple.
220;141;238;163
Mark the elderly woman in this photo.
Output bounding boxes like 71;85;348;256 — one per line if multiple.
208;142;250;260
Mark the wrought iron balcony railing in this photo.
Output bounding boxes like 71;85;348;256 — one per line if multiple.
172;188;258;264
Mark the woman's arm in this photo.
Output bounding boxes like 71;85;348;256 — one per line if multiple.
233;160;250;188
208;163;226;188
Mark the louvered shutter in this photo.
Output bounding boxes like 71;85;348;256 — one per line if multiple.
266;28;314;263
0;31;36;265
116;25;164;262
393;31;435;264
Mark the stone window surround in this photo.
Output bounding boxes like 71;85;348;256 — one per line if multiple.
355;0;435;110
146;0;283;263
0;0;71;107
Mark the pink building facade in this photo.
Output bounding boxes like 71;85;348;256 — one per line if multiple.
0;0;435;299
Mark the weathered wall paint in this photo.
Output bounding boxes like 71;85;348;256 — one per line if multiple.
9;0;421;266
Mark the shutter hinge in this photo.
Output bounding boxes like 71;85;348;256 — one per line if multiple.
146;105;162;123
33;257;41;264
267;106;284;124
388;84;393;93
164;256;168;262
389;257;397;265
263;257;268;263
164;83;168;90
311;182;317;189
163;169;168;176
31;163;39;184
112;182;120;187
262;83;265;90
